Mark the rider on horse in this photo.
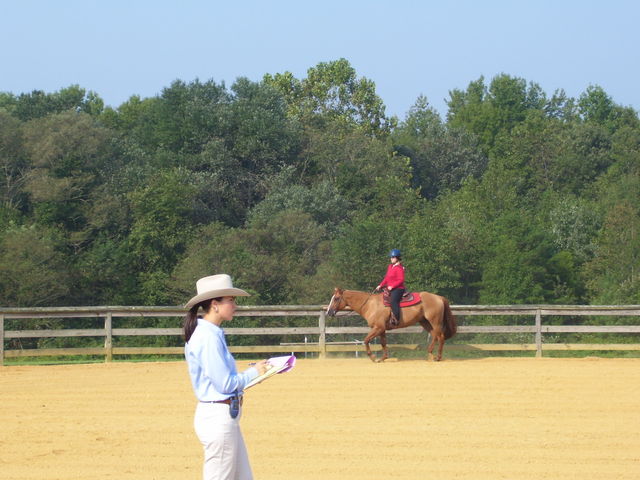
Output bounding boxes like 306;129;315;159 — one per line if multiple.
376;249;406;326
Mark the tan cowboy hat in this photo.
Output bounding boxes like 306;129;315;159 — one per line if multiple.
185;274;250;309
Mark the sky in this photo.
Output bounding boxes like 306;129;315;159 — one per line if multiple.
2;0;638;119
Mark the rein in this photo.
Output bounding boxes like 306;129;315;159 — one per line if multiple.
354;290;377;311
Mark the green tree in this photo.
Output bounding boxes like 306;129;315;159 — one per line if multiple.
104;80;229;154
331;215;404;290
21;111;113;243
544;88;578;121
554;123;614;195
223;77;301;177
247;167;350;234
299;123;415;216
153;79;229;154
0;225;71;306
546;193;599;264
173;211;330;305
265;58;392;136
578;85;639;132
584;202;640;303
393;95;487;199
127;168;198;303
179;79;302;226
582;124;640;304
169;222;233;303
477;211;551;304
0;111;29;212
74;235;140;305
446;74;546;154
237;210;328;304
403;205;462;296
3;85;103;121
101;95;160;149
406;183;485;302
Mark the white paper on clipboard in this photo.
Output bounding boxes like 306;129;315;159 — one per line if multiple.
244;355;296;389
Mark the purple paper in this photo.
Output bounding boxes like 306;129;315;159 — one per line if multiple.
268;355;296;373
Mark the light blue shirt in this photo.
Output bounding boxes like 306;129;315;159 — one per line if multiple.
185;318;259;401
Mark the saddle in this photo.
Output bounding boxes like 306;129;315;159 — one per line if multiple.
381;290;422;308
381;291;422;329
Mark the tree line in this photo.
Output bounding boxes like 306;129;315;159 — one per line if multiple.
1;58;639;310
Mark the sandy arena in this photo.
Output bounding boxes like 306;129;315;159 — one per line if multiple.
1;357;639;479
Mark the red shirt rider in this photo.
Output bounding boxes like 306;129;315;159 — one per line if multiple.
377;249;406;324
378;262;406;291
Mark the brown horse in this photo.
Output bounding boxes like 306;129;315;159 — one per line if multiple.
326;288;457;362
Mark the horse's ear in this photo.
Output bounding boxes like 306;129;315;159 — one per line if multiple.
334;287;343;294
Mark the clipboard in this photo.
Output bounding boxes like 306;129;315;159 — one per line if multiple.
245;355;296;389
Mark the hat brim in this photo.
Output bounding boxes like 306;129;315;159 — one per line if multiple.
184;287;250;309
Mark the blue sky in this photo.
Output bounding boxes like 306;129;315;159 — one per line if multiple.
2;0;638;119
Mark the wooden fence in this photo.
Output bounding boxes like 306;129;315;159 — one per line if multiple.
1;305;640;364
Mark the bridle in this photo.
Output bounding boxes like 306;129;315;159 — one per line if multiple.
328;290;376;314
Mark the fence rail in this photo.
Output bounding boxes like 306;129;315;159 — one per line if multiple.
1;305;640;364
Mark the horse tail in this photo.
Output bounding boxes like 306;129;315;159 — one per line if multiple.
443;298;457;340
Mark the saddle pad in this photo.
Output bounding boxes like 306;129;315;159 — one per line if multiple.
382;291;422;307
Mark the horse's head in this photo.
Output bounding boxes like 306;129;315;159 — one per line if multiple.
326;287;347;317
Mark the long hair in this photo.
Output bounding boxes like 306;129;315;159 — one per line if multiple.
183;298;215;342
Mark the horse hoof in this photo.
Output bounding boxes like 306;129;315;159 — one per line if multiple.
428;354;434;361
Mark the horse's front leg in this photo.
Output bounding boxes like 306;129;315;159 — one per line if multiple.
379;332;388;362
363;327;383;362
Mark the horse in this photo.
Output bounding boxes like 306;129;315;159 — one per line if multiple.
325;288;457;362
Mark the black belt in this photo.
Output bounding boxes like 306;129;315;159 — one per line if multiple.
202;396;243;406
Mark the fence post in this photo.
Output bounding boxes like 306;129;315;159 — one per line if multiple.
318;311;326;359
0;314;4;366
535;309;542;358
104;312;113;362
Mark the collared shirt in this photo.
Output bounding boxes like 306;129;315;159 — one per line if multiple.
185;318;259;402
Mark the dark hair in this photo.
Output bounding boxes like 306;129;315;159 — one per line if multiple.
183;298;217;342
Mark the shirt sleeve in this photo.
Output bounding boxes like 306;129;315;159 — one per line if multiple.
379;264;393;287
199;330;259;394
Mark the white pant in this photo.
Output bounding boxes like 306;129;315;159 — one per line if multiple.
194;402;253;480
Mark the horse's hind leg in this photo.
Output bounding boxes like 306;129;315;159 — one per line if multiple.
363;327;383;363
419;318;437;362
427;331;437;361
436;332;445;361
427;329;446;361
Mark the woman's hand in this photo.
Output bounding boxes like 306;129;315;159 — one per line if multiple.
253;359;270;376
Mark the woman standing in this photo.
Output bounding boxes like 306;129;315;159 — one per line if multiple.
184;274;269;480
376;249;406;325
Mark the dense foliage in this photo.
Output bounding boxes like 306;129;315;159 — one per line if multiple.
1;60;639;309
